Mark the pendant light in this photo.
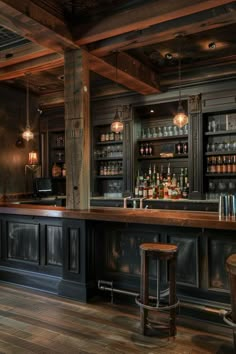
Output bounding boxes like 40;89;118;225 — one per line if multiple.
22;73;34;141
110;52;124;134
173;35;188;128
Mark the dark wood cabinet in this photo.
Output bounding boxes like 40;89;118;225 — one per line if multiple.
92;124;124;197
203;111;236;199
133;99;189;198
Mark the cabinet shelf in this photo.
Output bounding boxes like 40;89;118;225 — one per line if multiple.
137;134;188;142
96;140;123;145
95;156;123;161
205;129;236;136
95;175;123;179
205;173;236;177
205;150;236;156
138;154;188;160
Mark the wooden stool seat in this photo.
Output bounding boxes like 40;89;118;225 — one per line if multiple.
136;242;179;337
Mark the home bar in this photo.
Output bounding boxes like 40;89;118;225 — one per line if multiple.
0;0;236;352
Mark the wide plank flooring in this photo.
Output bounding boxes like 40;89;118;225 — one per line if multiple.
0;283;233;354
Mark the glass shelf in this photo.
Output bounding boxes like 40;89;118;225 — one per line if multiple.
137;134;188;142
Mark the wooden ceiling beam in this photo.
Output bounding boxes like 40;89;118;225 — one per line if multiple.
74;0;234;45
0;42;54;68
88;7;236;57
0;0;77;52
89;52;160;95
0;53;63;80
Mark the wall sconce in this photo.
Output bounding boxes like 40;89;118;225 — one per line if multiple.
28;150;38;165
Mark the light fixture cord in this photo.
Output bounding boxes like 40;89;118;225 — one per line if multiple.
178;37;182;104
26;74;30;127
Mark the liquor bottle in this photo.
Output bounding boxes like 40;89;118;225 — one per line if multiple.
183;142;188;154
216;156;222;173
179;168;184;190
145;143;149;156
139;144;144;156
184;168;188;187
134;171;140;197
138;173;144;197
227;155;232;173
148;143;153;155
176;142;183;154
232;155;236;173
222;155;227;173
167;163;171;186
158;176;164;199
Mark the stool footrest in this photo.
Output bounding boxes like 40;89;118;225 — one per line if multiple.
135;295;179;312
223;311;236;328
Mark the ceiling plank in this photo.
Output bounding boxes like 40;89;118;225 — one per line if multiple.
88;6;236;57
89;52;160;95
0;42;54;68
0;0;77;52
0;53;63;80
74;0;235;45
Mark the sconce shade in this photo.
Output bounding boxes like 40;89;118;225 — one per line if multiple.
110;108;124;133
173;102;188;128
28;150;38;165
23;128;34;142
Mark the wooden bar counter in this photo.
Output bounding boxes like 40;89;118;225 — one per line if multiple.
0;202;235;328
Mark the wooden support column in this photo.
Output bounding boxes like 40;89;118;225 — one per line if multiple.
64;49;90;210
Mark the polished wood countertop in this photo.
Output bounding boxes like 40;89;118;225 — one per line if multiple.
0;202;235;230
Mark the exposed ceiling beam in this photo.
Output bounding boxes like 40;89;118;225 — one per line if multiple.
88;6;236;57
0;42;54;68
74;0;234;45
0;0;77;52
89;52;160;95
0;53;63;80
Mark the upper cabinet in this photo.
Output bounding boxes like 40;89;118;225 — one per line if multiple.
133;99;190;199
203;111;236;199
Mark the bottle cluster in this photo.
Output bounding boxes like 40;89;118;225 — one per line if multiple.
175;142;188;154
99;161;123;176
207;155;236;173
100;130;123;142
134;164;189;200
139;143;153;156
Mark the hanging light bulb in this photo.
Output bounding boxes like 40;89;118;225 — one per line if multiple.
111;108;123;133
173;35;188;128
22;73;34;141
110;52;124;134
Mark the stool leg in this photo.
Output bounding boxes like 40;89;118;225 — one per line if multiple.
169;256;177;337
140;249;149;335
156;259;160;307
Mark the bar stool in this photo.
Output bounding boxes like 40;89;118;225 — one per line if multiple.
222;254;236;350
136;242;179;337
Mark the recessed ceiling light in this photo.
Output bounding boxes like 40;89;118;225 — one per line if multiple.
150;109;155;113
208;42;216;49
58;74;64;81
165;53;173;60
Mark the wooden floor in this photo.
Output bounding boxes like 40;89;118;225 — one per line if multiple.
0;283;234;354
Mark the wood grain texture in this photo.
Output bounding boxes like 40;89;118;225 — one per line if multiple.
0;203;236;231
0;283;233;353
64;49;90;210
